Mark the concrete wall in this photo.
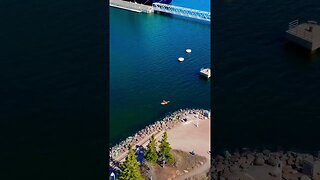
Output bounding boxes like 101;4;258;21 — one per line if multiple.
286;32;313;50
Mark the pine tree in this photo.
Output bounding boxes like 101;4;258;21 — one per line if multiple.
158;132;174;165
144;134;159;165
119;147;144;180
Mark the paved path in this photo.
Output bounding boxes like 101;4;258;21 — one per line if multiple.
114;130;165;162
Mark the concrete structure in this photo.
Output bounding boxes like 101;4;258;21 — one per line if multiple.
286;20;320;52
302;158;320;179
109;0;211;22
110;0;154;13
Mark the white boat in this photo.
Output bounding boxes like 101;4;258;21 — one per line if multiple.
200;68;211;78
186;49;192;53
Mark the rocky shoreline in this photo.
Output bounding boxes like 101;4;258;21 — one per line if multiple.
109;109;210;161
211;149;320;180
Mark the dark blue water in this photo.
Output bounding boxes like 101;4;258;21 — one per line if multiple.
0;0;107;179
213;0;320;153
110;1;210;145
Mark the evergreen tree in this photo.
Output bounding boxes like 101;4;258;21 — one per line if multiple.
158;132;174;164
144;134;158;165
119;147;144;180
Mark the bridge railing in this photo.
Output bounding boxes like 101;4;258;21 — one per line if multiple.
152;3;211;22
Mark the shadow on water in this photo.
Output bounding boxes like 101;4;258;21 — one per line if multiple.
198;76;211;82
154;11;210;26
283;42;320;64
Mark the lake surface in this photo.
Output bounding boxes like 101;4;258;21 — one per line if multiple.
109;0;211;145
1;0;107;178
213;0;320;153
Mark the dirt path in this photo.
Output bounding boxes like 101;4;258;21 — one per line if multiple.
177;160;210;180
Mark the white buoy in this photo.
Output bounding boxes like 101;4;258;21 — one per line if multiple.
178;57;184;62
186;49;192;53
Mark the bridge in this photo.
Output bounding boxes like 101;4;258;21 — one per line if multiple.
152;3;211;22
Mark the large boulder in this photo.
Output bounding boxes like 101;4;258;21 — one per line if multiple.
240;162;249;169
256;152;264;158
263;149;271;156
216;155;224;162
230;156;239;163
216;163;224;172
254;157;265;166
266;157;278;166
286;157;295;166
280;154;288;161
238;157;247;164
246;154;255;163
300;175;311;180
229;165;240;173
233;151;241;158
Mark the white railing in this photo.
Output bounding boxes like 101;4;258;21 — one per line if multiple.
152;3;211;22
288;19;299;30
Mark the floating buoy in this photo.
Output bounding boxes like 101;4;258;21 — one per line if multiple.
186;49;192;53
178;57;184;62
